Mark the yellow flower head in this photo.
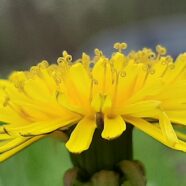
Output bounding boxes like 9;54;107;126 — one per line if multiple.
0;43;186;161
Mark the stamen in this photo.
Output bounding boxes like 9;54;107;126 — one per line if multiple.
141;60;156;86
9;72;26;90
155;45;167;62
52;70;63;84
94;48;103;61
148;53;156;60
37;60;49;69
89;77;98;102
57;51;72;72
63;51;72;63
57;57;64;65
28;61;49;79
111;68;117;84
102;59;108;94
110;51;128;85
114;42;127;53
160;56;174;77
89;77;94;102
133;48;155;64
30;66;40;75
47;64;58;76
156;45;167;56
111;72;120;111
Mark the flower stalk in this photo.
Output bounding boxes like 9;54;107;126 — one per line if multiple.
64;124;146;186
69;125;133;178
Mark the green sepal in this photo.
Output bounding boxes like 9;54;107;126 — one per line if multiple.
118;160;146;186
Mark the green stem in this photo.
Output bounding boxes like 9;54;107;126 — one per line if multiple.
118;160;146;186
69;125;133;180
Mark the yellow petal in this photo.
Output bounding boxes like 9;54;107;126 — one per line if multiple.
0;107;30;126
92;58;112;95
159;112;178;145
176;131;186;142
62;63;92;112
115;62;139;103
0;134;13;140
57;92;85;115
102;115;126;140
129;80;163;102
2;116;80;137
0;135;44;162
69;63;91;100
65;117;96;153
124;116;186;151
174;140;186;152
119;100;160;118
91;94;102;112
124;116;167;146
24;77;52;101
111;52;127;71
102;95;112;113
163;55;186;83
157;81;186;101
167;110;186;125
0;137;27;153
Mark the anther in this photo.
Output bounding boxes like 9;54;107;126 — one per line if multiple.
94;48;103;56
94;48;103;62
38;60;49;69
165;55;173;63
30;65;43;78
156;45;167;56
142;62;155;75
114;42;127;52
160;56;174;77
57;57;64;64
148;53;156;60
57;51;72;67
63;51;72;63
30;66;39;74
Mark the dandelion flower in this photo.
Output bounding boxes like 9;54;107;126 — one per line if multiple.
0;43;186;162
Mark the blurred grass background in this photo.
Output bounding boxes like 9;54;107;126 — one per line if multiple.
1;0;186;185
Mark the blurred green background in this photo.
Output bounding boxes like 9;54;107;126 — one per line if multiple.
1;0;186;185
